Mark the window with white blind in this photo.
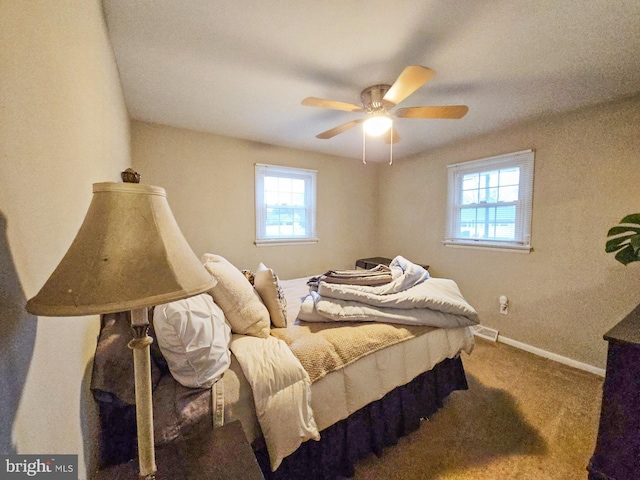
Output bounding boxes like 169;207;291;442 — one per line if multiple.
255;164;317;245
445;150;534;251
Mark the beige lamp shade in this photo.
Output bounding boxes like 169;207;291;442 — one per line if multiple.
26;182;215;316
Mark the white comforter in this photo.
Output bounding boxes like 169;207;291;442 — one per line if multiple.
229;334;319;471
300;257;479;327
299;290;475;327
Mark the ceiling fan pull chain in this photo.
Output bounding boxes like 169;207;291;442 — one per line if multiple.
389;127;393;165
362;128;366;164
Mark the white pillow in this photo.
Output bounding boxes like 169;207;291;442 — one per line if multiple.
153;293;231;388
201;253;270;338
254;263;288;328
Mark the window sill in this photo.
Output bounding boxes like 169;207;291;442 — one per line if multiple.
255;238;319;247
443;240;532;253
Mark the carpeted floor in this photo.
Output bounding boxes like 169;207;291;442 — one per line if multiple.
353;338;604;480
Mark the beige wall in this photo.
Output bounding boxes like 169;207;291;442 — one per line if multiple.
2;1;634;473
377;95;640;369
0;1;130;477
132;121;379;279
132;96;640;371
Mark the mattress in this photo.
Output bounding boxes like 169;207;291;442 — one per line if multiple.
222;277;474;443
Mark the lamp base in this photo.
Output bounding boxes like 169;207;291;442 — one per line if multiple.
129;307;157;480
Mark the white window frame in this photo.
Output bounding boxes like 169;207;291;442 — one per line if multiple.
445;149;534;252
255;164;318;246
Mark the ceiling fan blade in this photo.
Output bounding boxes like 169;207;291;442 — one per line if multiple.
316;119;364;139
302;97;363;112
383;66;436;106
384;126;400;144
395;105;469;119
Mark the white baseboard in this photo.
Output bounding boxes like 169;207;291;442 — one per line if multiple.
496;335;606;377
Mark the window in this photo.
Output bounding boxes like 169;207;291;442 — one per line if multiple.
445;150;534;251
255;164;317;245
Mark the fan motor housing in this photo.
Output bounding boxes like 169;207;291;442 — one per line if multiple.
360;84;394;112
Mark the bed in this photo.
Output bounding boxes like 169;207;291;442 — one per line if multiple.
91;255;476;479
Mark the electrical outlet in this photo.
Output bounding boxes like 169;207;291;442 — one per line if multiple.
499;295;508;315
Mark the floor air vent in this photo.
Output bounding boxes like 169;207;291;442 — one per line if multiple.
472;325;499;342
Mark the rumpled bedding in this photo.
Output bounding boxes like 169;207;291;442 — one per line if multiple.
299;256;479;327
309;264;393;287
178;258;475;472
92;264;476;474
229;334;319;471
270;321;425;383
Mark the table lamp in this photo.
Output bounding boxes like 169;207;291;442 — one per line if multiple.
25;169;215;480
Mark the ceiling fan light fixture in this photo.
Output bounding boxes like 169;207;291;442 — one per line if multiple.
302;67;468;161
363;114;392;137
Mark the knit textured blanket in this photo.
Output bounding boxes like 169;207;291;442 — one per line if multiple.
270;321;432;383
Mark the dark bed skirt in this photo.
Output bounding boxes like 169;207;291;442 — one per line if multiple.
255;355;468;480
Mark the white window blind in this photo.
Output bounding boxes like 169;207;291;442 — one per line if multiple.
445;150;534;251
255;164;317;245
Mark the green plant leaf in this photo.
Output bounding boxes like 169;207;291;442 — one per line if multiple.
606;235;632;253
619;213;640;225
606;213;640;265
607;226;640;236
631;235;640;254
615;245;640;265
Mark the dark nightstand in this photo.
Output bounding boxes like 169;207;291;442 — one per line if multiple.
588;304;640;480
93;421;264;480
356;256;429;271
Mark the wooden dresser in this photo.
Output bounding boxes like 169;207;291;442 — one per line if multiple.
588;304;640;480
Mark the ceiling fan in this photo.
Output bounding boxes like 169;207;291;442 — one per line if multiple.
301;66;468;145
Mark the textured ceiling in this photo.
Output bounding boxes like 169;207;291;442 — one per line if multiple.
103;0;640;162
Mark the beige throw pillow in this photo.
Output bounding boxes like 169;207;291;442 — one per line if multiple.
254;263;288;328
201;253;270;338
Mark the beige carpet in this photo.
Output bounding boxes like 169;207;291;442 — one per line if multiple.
353;338;604;480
